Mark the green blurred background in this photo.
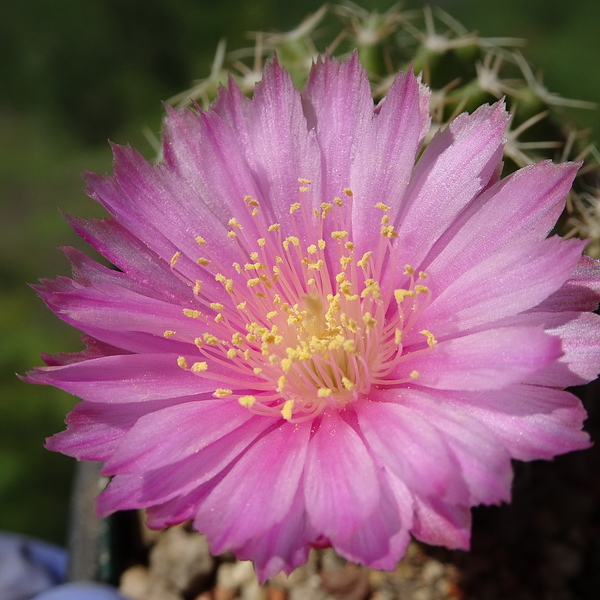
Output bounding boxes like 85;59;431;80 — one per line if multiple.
1;0;599;547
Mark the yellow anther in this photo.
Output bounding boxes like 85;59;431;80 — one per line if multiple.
347;318;358;333
226;348;237;359
298;177;311;184
239;395;256;407
307;278;315;286
419;271;428;279
228;218;242;230
415;285;430;294
290;202;301;214
236;301;247;310
170;251;181;267
394;289;415;302
203;333;220;346
299;186;309;193
253;367;262;375
194;337;203;349
197;257;210;266
344;241;354;250
283;236;300;249
336;273;346;283
268;354;278;364
192;361;208;372
266;311;278;320
395;329;403;344
307;244;317;254
250;252;259;261
247;278;261;287
183;309;201;319
308;259;324;271
163;330;176;338
320;203;333;217
343;188;353;197
342;339;355;353
333;196;343;207
232;262;241;274
281;400;294;421
410;370;420;379
251;208;259;217
361;280;381;299
244;195;259;206
210;302;224;311
381;225;398;238
280;357;293;373
375;202;390;211
214;313;223;323
357;252;372;268
257;238;266;247
404;265;415;275
195;236;206;246
243;349;251;360
193;280;202;294
177;356;188;369
342;377;355;391
318;239;326;250
362;313;377;328
227;231;237;239
317;388;333;398
268;223;280;232
231;332;243;346
214;389;233;398
331;231;349;240
420;330;437;348
277;375;287;392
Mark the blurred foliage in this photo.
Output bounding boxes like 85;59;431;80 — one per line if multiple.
1;0;598;546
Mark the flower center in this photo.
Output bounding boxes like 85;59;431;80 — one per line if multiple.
170;180;436;422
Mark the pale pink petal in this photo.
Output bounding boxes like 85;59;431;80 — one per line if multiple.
356;396;468;503
416;236;585;338
102;400;253;473
351;69;430;254
437;384;590;461
236;483;311;582
303;411;380;541
27;354;252;403
412;496;471;550
396;102;509;267
399;390;513;504
403;326;562;390
194;421;311;552
423;161;579;288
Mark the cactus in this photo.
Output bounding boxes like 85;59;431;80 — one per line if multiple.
170;2;600;256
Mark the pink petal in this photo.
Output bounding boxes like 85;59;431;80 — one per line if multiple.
26;353;249;403
351;69;430;255
423;160;579;288
303;411;380;542
102;400;253;473
399;390;513;505
412;496;471;550
404;326;562;390
438;384;590;461
194;420;311;552
356;395;467;503
418;236;585;338
396;101;509;268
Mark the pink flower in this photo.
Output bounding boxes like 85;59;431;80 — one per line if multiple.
27;55;600;580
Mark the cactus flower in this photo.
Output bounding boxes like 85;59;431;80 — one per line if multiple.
27;55;600;580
